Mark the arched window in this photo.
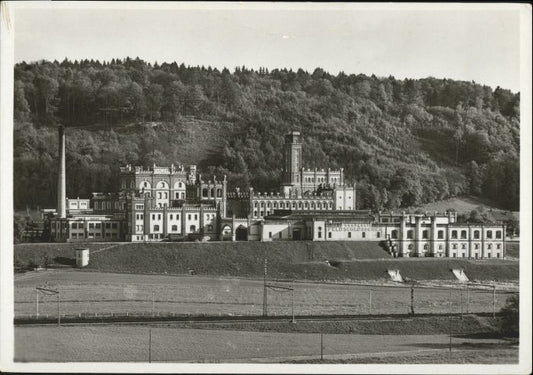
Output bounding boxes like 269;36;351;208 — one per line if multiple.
202;188;208;197
217;189;222;197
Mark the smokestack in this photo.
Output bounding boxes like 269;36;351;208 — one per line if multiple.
57;126;66;218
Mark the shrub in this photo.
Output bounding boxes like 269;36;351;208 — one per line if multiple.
500;294;519;337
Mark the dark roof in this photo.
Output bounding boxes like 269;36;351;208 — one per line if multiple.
265;209;374;221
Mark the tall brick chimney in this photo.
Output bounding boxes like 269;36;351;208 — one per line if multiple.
57;126;66;218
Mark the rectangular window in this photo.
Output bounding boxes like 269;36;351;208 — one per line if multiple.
170;214;173;220
438;230;444;239
112;223;117;229
361;232;365;238
451;230;458;239
486;230;493;239
194;214;198;220
348;232;352;238
89;223;94;229
328;232;332;238
406;230;413;239
105;223;111;229
279;232;282;239
154;225;160;231
269;232;272;238
474;230;480;239
318;232;322;238
152;214;156;220
422;230;428;239
376;232;381;238
461;230;467;239
172;225;178;232
71;223;77;229
496;231;502;239
158;214;161;220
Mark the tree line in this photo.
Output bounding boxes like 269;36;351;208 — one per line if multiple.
14;58;520;211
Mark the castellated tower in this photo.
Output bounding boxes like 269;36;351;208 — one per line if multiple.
280;131;302;195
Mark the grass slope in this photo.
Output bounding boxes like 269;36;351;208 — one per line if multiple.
409;196;505;214
15;241;518;281
80;242;517;282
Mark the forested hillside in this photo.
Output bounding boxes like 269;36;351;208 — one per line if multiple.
13;58;520;211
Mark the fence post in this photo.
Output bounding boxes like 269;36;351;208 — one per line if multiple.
263;258;268;317
466;284;469;314
320;332;324;361
57;293;61;327
449;287;452;315
449;286;453;362
460;288;463;318
410;286;415;315
492;284;496;319
149;328;152;363
369;288;372;315
36;291;39;318
291;281;296;323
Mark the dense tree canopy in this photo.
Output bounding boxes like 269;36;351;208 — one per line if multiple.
14;58;520;211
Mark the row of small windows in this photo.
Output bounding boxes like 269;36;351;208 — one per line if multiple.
202;188;223;198
125;181;185;189
71;232;117;239
71;222;118;229
254;201;333;210
94;201;124;210
148;213;214;221
303;176;339;183
390;229;502;240
150;224;215;232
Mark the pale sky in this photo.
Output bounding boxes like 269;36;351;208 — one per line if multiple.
12;3;522;92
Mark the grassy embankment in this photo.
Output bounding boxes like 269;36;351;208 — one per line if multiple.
15;241;518;282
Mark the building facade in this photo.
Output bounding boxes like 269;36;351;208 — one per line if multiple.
44;129;506;259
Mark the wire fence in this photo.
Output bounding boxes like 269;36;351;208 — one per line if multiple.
15;280;518;320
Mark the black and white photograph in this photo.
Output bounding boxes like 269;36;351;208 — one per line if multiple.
0;2;531;373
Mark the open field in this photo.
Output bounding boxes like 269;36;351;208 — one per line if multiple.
15;241;518;282
15;270;517;319
15;325;516;363
285;347;518;364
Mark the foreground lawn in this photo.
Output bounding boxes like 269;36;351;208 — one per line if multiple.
15;325;516;363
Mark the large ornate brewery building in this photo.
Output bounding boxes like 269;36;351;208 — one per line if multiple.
48;129;506;259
